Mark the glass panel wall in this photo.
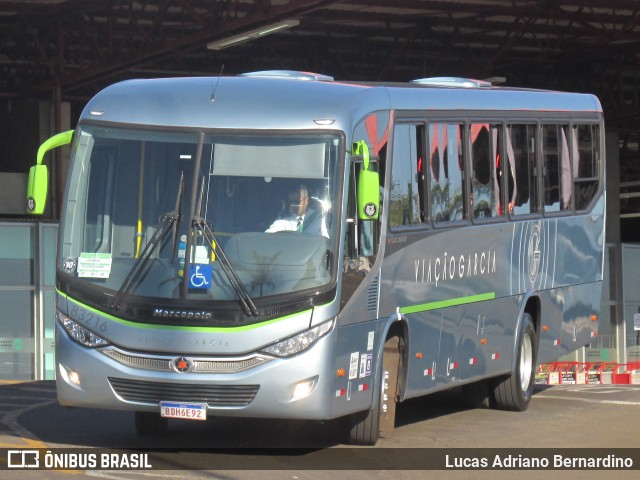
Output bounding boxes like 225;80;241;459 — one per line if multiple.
622;244;640;362
0;222;57;380
0;224;35;380
41;224;58;379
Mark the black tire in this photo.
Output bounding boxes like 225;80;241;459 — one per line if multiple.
134;411;168;436
347;336;400;445
492;313;537;411
347;408;380;446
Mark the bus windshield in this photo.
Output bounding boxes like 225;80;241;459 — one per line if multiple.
59;125;342;306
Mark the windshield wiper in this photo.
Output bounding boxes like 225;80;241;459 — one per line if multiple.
191;214;259;317
111;173;184;310
183;176;258;317
179;134;257;317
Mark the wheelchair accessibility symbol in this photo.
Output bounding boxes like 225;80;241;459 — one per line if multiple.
189;264;212;289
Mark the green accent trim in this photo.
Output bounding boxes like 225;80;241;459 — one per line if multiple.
57;289;311;333
37;130;74;165
27;164;48;214
399;292;496;315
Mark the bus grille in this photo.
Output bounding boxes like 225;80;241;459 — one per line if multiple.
108;377;259;407
100;347;271;373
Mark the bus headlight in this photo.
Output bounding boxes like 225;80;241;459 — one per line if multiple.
261;319;334;358
57;312;110;348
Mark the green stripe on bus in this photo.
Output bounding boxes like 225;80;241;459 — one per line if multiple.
399;292;496;315
57;289;312;333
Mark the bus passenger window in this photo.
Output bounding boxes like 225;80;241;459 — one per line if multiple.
542;124;571;212
470;123;501;220
573;124;600;211
390;124;424;227
429;123;465;223
506;124;538;215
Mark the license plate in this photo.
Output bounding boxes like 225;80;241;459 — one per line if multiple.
159;401;207;421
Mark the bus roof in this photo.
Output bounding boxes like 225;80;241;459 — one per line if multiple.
80;74;603;131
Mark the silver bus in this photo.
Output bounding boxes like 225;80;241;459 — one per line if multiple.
28;71;605;445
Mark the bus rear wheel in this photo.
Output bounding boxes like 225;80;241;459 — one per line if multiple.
347;336;400;445
492;313;537;411
134;411;168;436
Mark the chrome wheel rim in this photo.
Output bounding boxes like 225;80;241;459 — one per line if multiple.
519;332;533;392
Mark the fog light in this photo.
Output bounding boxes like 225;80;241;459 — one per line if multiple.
59;363;82;389
291;377;318;401
68;370;80;385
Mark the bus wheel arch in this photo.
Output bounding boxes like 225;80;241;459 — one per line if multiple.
523;295;541;348
385;320;408;401
347;317;406;445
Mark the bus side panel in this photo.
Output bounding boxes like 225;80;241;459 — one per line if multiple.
536;283;600;364
575;282;601;348
401;295;517;401
436;309;459;387
402;311;440;399
330;319;385;419
354;202;604;402
537;288;566;365
458;295;517;382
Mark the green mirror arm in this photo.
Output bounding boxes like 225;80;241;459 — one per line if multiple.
37;130;74;165
27;129;74;215
351;140;370;170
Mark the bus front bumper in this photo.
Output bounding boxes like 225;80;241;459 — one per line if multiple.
54;321;338;420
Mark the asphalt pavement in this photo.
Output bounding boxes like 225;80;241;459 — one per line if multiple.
1;381;640;479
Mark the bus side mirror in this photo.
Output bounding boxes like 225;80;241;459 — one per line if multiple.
26;129;74;215
27;164;48;214
353;140;380;220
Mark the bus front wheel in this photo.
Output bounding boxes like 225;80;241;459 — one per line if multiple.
347;336;400;445
492;313;537;411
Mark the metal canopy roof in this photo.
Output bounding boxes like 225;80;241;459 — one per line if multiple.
1;0;639;127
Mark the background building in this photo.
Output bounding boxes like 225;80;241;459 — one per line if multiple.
1;0;639;379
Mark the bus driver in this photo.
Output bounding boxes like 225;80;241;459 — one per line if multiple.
266;184;328;237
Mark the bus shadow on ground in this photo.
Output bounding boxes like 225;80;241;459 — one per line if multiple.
395;389;470;428
20;401;345;449
395;382;552;429
12;381;537;449
12;385;453;449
